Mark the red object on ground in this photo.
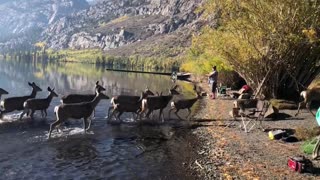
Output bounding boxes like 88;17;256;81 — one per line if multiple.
242;85;251;92
287;156;313;173
288;158;303;173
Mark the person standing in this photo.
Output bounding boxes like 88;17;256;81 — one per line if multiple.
209;66;218;99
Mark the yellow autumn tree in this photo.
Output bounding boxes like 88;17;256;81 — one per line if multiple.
183;0;320;98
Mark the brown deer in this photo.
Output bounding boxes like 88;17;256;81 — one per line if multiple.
169;84;201;120
107;87;154;119
140;85;180;122
295;87;320;117
0;82;42;118
61;81;106;103
0;88;9;100
48;91;109;139
61;81;106;118
19;87;58;120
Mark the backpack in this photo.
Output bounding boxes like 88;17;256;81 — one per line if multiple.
287;156;313;173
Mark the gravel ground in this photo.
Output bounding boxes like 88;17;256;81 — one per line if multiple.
189;78;320;179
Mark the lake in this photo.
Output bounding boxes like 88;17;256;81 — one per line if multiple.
0;59;198;179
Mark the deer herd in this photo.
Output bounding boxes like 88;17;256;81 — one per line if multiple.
0;81;202;139
0;81;319;139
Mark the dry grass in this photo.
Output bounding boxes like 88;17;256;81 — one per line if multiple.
295;127;320;141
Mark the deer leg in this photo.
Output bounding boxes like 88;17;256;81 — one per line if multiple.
168;108;174;120
26;109;31;117
131;112;136;120
295;101;304;117
107;109;116;123
306;102;316;117
174;109;183;120
86;118;92;131
83;118;88;134
30;110;36;120
19;109;28;120
186;108;192;120
162;109;165;123
40;110;44;118
159;109;164;123
133;112;140;121
48;119;62;139
44;109;47;117
117;111;123;122
92;109;96;119
145;109;153;120
107;106;113;119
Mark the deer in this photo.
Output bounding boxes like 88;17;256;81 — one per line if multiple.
295;87;320;117
19;87;58;120
107;89;157;122
48;91;109;139
0;82;42;118
107;87;154;119
61;81;106;118
169;84;201;120
140;85;180;122
0;88;9;101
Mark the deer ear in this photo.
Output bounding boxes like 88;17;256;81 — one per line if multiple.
28;82;32;86
96;81;99;85
32;82;36;85
47;87;51;91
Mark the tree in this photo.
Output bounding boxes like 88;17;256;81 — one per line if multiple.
185;0;320;98
34;42;47;54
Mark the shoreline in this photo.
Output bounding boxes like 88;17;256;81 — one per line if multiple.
189;76;320;179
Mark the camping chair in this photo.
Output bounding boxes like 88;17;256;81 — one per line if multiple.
217;85;230;98
238;100;270;133
226;99;257;128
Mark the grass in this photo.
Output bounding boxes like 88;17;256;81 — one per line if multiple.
102;15;129;26
301;138;318;155
47;49;104;63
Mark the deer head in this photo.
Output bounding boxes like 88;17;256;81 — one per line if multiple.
28;82;42;92
47;87;58;97
95;81;106;93
0;88;8;95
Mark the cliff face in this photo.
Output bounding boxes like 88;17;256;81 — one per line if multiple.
43;0;206;58
0;0;89;52
1;0;209;59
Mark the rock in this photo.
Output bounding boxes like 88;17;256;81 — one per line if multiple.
0;0;89;52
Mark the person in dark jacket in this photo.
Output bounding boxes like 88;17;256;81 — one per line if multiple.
208;66;218;99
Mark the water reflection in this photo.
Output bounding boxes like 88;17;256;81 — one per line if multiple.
0;59;197;179
0;59;174;98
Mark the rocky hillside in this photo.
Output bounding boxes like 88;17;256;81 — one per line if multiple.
0;0;89;52
1;0;210;59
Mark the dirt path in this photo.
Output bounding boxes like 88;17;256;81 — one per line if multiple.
190;78;320;179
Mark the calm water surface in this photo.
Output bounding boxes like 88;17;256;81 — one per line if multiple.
0;59;197;180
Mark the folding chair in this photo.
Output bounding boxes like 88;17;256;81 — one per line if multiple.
218;86;227;97
239;100;270;133
226;99;256;128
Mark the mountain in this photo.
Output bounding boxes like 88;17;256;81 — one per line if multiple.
43;0;207;58
0;0;89;52
0;0;210;59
